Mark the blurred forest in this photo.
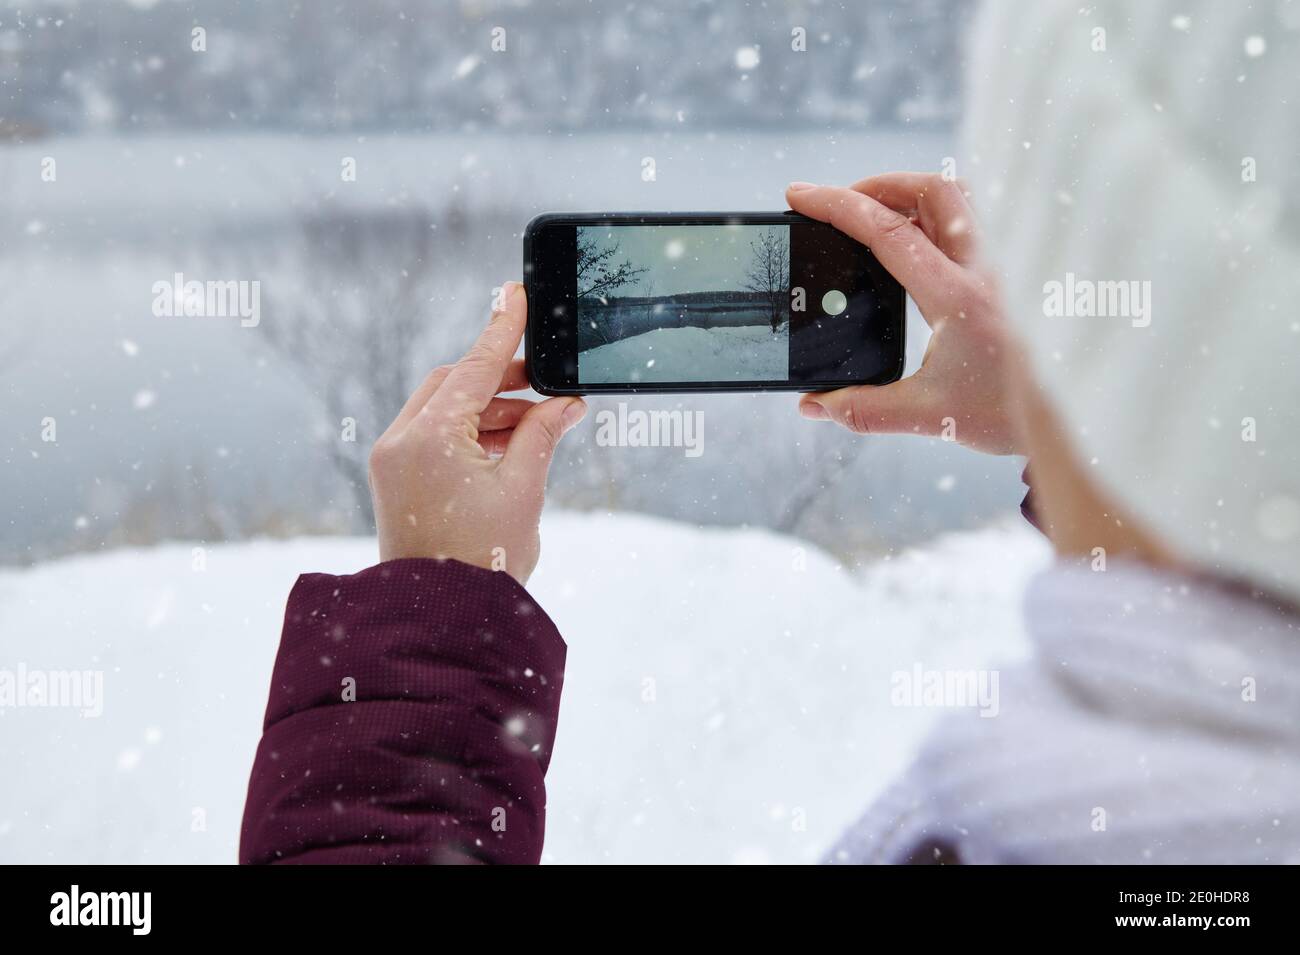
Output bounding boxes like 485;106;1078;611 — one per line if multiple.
1;0;970;136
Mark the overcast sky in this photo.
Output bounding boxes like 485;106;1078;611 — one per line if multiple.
580;224;788;297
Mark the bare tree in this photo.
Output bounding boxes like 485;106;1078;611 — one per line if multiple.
774;429;867;534
577;230;647;300
743;229;790;334
256;207;485;525
576;230;649;351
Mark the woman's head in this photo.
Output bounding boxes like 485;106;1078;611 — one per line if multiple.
967;0;1300;602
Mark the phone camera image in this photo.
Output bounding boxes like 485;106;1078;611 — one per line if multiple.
577;224;790;385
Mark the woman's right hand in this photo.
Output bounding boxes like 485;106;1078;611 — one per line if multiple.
785;173;1019;455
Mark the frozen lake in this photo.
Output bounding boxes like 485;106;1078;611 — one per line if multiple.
7;128;957;238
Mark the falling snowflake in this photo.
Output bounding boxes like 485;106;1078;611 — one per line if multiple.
117;748;142;772
734;46;760;70
454;54;481;79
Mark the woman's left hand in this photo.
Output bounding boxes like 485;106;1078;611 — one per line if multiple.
368;281;586;584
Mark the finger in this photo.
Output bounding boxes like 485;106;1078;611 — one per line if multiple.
479;427;515;458
452;396;532;461
391;359;530;434
798;377;938;437
849;172;972;213
785;183;968;319
479;396;534;431
500;397;586;491
391;364;455;433
850;173;979;265
495;359;532;393
433;281;527;414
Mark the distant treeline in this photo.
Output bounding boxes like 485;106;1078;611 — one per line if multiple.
597;290;773;307
4;0;970;136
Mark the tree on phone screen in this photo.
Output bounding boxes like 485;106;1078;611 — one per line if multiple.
744;229;790;334
576;231;647;301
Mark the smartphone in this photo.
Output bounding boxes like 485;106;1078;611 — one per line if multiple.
523;211;904;395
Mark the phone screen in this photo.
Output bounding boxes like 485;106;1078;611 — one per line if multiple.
525;213;904;394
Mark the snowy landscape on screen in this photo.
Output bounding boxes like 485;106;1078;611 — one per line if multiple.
579;325;789;384
0;513;1047;864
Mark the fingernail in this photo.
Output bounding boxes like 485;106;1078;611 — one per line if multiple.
799;400;828;420
788;181;817;192
562;399;587;431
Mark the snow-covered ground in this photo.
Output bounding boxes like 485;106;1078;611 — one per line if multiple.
580;325;788;384
0;510;1049;864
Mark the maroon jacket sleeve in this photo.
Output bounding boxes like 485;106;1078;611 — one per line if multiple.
239;558;566;865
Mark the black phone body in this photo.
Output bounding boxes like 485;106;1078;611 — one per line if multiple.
523;211;905;395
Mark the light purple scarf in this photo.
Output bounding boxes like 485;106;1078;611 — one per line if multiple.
827;560;1300;864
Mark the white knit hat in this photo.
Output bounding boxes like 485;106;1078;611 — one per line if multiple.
964;1;1300;601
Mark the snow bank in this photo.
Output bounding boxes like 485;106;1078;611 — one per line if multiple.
579;325;788;384
0;512;1048;864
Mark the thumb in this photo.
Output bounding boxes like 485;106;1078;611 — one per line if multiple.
799;378;937;437
501;396;587;487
